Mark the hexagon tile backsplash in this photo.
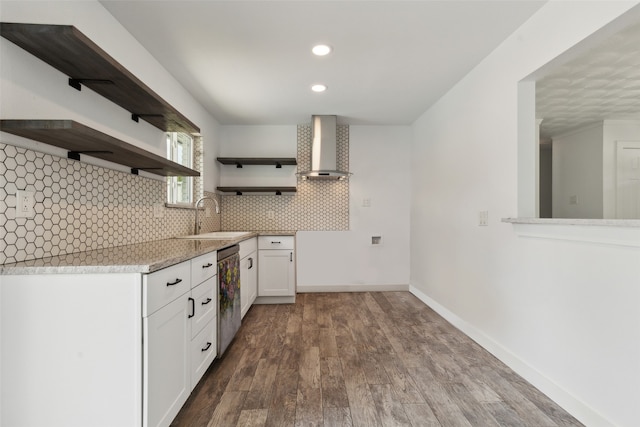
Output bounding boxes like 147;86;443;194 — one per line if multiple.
0;142;220;265
1;123;347;265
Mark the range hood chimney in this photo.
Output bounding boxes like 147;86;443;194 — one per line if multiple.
297;115;351;180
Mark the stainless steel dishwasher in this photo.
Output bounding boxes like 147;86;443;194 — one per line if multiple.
217;244;241;357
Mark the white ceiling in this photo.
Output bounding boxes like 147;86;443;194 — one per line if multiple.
99;0;545;126
537;20;640;139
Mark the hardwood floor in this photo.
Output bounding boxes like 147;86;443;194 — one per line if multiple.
171;292;583;427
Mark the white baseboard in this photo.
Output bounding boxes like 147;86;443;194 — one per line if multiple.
297;283;409;293
253;295;296;305
409;285;613;427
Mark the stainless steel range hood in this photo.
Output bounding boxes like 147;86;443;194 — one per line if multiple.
297;115;351;180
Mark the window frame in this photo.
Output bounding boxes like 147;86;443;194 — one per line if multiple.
166;132;195;206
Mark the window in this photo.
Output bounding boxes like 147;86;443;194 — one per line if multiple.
166;132;194;205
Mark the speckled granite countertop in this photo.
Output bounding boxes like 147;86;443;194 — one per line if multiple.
0;231;296;275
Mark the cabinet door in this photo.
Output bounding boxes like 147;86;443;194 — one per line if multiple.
258;249;295;296
240;252;258;318
247;252;258;306
191;318;217;387
144;295;190;427
191;277;216;339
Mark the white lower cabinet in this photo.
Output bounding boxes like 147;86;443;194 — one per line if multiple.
240;237;258;318
1;274;143;427
189;277;217;387
190;276;216;339
0;251;220;427
143;251;217;427
191;318;217;386
258;236;296;297
144;295;191;427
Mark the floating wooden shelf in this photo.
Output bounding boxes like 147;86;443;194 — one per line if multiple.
217;157;297;168
217;187;296;195
0;120;200;176
1;23;200;134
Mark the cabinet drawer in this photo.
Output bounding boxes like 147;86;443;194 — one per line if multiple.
191;251;217;287
191;277;216;339
143;261;191;316
239;237;257;259
258;235;294;250
190;318;217;389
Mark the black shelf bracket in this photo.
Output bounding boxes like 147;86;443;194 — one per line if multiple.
67;150;113;161
235;191;243;195
131;167;164;175
276;190;282;195
275;162;282;169
68;78;114;91
235;162;243;168
131;113;164;123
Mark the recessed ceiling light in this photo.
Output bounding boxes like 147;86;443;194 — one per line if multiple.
311;84;327;92
312;44;332;56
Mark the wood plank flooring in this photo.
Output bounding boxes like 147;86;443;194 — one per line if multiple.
171;292;583;427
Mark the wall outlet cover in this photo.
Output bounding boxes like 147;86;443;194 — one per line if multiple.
153;203;164;218
15;190;35;218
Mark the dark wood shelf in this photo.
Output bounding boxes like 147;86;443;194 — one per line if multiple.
217;187;296;195
1;23;200;134
217;157;297;168
0;120;200;177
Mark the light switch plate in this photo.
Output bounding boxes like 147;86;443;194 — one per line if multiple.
478;211;489;226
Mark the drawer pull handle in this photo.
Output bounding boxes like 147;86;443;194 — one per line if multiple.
271;241;281;244
201;342;212;352
202;298;212;305
248;257;253;269
202;263;213;269
290;252;293;262
167;278;182;286
188;297;195;318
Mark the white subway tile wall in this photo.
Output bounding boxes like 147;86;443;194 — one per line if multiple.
221;124;349;231
0;142;220;265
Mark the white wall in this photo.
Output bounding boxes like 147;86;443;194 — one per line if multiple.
0;0;221;192
411;2;640;427
297;125;411;290
552;124;603;218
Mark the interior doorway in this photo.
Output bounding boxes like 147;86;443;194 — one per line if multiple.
616;141;640;219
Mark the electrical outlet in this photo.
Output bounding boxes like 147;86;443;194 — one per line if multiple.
153;203;164;218
478;211;489;226
266;210;275;220
569;195;578;205
362;198;371;207
15;190;35;218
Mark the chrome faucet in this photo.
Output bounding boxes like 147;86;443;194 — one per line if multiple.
194;196;220;235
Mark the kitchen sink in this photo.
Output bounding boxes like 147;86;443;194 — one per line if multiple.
175;231;252;240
